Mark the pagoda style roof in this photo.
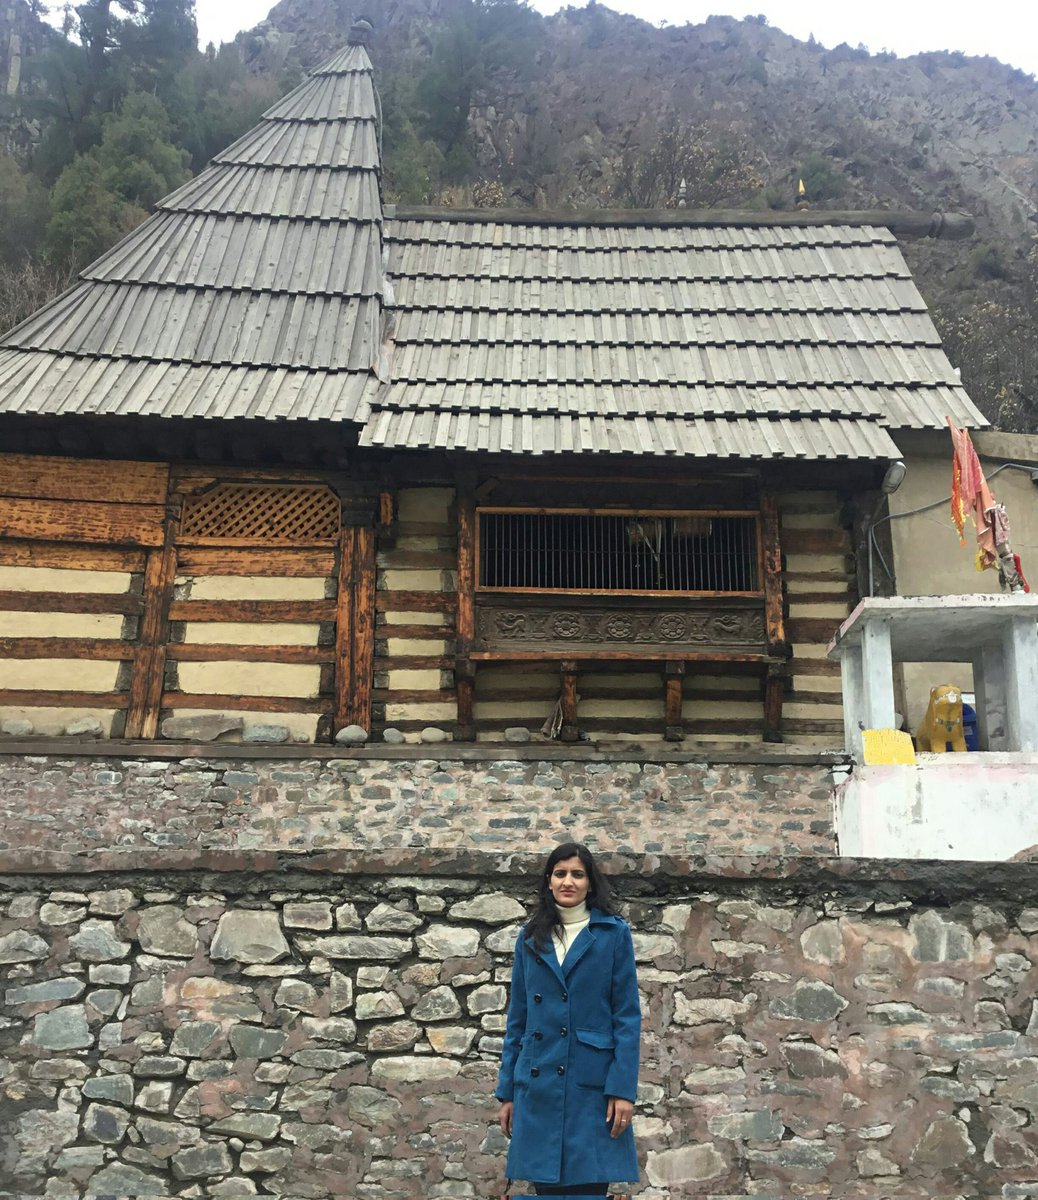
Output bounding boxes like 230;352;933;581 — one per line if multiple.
0;37;987;461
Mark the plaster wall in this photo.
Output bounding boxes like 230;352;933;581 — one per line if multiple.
0;564;132;735
836;753;1038;859
891;430;1038;727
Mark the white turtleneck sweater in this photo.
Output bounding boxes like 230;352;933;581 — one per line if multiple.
552;899;590;965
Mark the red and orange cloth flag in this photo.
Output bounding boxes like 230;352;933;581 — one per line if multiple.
947;417;998;570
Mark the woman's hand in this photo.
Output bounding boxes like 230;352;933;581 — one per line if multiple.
606;1096;634;1138
498;1100;514;1137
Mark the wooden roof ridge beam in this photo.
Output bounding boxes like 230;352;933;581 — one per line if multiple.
386;207;975;240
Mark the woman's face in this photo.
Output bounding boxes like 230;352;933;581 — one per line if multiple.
548;855;590;908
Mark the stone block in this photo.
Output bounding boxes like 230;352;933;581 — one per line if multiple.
356;991;405;1020
64;717;103;736
334;902;362;930
382;727;406;744
169;1020;222;1057
770;981;848;1022
32;1004;92;1050
6;977;85;1004
467;984;506;1015
39;901;86;925
88;889;137;915
137;905;199;958
708;1108;785;1142
335;724;369;745
86;1162;166;1195
370;1055;462;1082
416;924;480;959
208;1113;281;1140
449;893;526;924
330;970;354;1011
910;909;975;962
133;1056;187;1077
366;902;423;933
1;718;34;736
295;934;411;960
300;1016;357;1043
426;1025;478;1055
366;1019;421;1051
229;1025;287;1059
210;910;289;964
348;1085;403;1123
171;1142;234;1180
674;995;749;1026
420;726;449;743
239;1147;292;1173
243;723;291;744
274;978;321;1013
82;1075;134;1106
0;930;49;963
800;920;845;964
282;901;333;929
83;1103;129;1145
30;1057;90;1081
68;920;130;962
645;1144;727;1185
135;1080;174;1114
161;714;243;741
412;985;462;1021
504;726;531;743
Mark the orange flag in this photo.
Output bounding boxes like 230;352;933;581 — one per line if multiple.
946;418;997;569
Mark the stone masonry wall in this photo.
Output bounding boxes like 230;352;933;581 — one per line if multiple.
4;856;1038;1198
0;751;838;859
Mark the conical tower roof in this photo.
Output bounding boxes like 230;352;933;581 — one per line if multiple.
0;37;384;424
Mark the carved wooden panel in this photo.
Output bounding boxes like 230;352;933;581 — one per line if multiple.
474;602;766;653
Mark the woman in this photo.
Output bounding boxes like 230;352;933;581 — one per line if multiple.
496;842;640;1197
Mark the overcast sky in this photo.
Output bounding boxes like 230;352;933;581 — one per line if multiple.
46;0;1038;77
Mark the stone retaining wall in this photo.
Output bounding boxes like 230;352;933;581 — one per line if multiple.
3;856;1038;1198
0;751;838;858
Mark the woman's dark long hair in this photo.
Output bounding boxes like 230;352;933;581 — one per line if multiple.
525;842;617;951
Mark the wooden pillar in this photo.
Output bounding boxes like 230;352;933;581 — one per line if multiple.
455;486;477;741
763;663;785;744
664;662;685;741
760;490;789;743
333;510;377;735
560;660;579;743
124;508;179;740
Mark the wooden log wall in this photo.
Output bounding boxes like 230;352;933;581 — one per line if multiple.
0;454;168;736
0;455;372;744
779;489;854;748
372;487;458;737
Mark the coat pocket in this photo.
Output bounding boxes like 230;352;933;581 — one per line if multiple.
573;1027;615;1089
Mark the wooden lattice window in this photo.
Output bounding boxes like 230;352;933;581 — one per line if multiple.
477;508;762;595
179;483;341;543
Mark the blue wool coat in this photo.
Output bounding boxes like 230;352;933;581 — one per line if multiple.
496;908;640;1185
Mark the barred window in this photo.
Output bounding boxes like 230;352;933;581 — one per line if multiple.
477;509;761;595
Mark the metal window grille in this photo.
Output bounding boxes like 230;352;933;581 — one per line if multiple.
477;510;760;594
180;484;341;542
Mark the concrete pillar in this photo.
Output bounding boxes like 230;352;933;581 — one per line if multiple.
860;618;896;733
840;644;865;756
1003;616;1038;752
973;642;1008;752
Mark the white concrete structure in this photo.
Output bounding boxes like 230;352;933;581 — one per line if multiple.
836;754;1038;859
828;594;1038;756
829;595;1038;860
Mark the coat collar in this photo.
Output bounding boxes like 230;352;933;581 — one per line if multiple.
523;907;621;981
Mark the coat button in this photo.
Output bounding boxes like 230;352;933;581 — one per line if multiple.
535;956;544;965
533;1031;543;1040
531;1067;540;1077
560;1027;568;1037
561;991;568;1001
534;994;542;1003
557;1066;566;1076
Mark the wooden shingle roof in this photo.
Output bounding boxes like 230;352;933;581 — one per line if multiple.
0;38;987;461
